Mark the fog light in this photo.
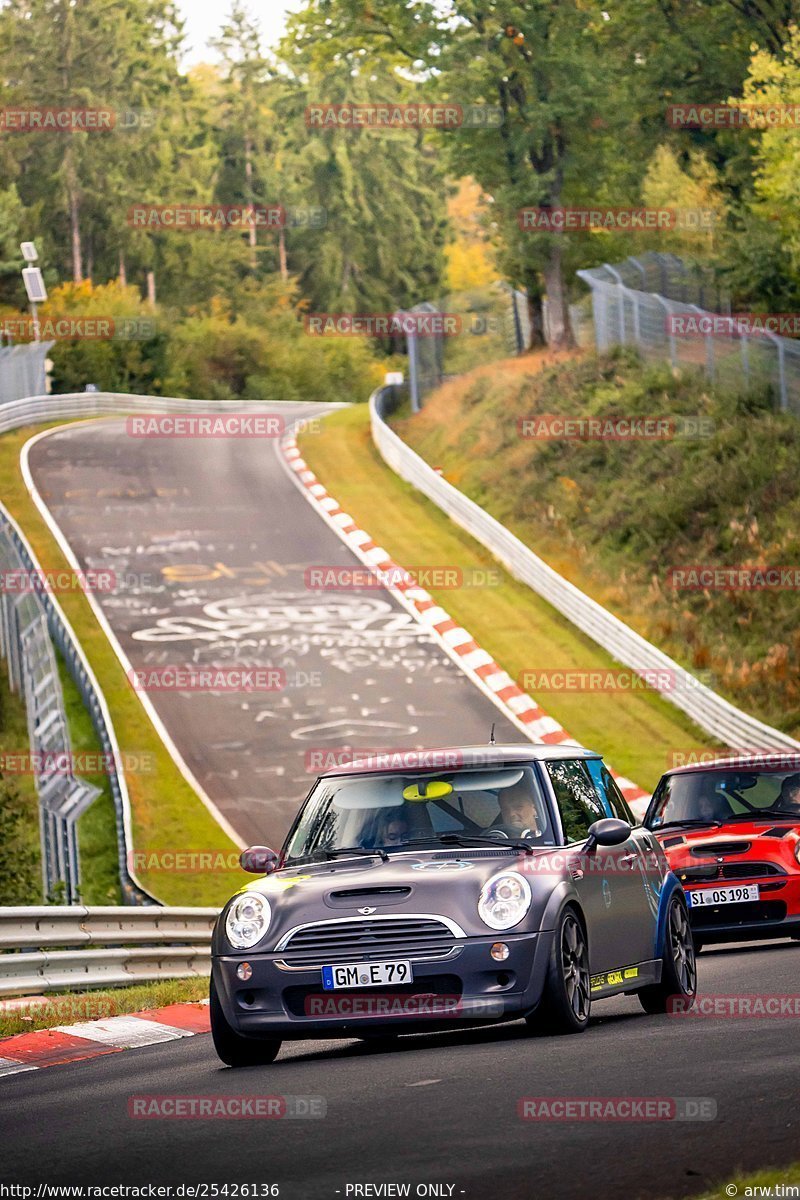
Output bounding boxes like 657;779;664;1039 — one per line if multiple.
236;962;253;981
490;942;510;962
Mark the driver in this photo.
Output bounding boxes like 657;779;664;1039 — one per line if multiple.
775;773;800;815
694;789;731;823
491;784;544;840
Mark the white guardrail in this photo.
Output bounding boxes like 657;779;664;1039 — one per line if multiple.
0;391;313;906
370;386;800;756
0;906;219;997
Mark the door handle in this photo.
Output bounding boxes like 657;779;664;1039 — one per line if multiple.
618;853;638;868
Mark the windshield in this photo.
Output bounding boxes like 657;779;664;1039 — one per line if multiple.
284;765;555;864
647;768;800;828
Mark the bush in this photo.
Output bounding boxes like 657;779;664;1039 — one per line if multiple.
0;773;39;905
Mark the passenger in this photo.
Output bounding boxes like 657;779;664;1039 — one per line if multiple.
774;773;800;815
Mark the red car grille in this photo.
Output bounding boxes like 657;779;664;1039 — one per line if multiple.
679;861;785;882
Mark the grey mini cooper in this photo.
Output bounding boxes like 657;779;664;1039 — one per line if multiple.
210;744;696;1066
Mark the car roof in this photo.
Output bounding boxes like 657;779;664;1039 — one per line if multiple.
319;742;600;778
663;752;800;778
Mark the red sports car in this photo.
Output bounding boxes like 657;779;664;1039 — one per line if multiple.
644;755;800;950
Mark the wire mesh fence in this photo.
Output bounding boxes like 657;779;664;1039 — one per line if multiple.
397;282;533;410
0;341;53;404
577;253;800;415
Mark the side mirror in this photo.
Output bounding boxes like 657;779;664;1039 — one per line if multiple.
239;845;279;875
584;818;632;854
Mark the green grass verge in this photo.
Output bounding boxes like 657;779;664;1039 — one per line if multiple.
392;349;800;738
55;649;121;905
0;655;41;902
298;403;720;795
0;976;209;1038
0;421;245;905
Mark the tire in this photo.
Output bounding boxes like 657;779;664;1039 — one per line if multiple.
210;976;282;1067
527;907;591;1035
638;894;697;1015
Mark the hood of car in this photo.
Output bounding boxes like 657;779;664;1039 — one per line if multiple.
655;821;800;875
219;847;561;950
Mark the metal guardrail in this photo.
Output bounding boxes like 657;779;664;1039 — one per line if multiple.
370;385;800;756
0;906;219;996
0;391;302;905
0;543;100;903
0;502;153;906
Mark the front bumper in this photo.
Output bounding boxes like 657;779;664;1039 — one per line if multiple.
212;930;554;1039
685;875;800;943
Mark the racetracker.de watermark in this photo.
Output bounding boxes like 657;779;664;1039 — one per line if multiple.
304;313;461;337
303;565;500;590
0;107;156;131
305;102;502;129
128;850;243;873
518;1097;717;1121
128;1095;326;1120
127;205;286;230
126;666;287;693
518;207;716;232
517;414;714;440
125;414;284;438
304;994;503;1018
0;751;155;776
303;748;481;773
666;565;800;591
1;316;157;341
665;749;800;769
518;668;710;692
0;568;116;594
669;994;800;1018
666;313;800;338
667;103;800;129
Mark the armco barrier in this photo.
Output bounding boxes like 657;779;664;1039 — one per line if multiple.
370;386;800;756
0;905;219;996
0;392;317;904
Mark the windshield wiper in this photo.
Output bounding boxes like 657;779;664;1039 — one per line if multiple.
316;846;389;863
400;833;536;855
762;808;800;820
654;818;723;830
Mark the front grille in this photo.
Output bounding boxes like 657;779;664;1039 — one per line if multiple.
277;916;459;967
690;842;750;857
690;900;787;927
679;862;785;883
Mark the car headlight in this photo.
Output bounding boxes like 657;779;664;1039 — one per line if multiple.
225;892;271;950
478;871;532;930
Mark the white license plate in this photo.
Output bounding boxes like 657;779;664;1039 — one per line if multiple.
688;884;759;908
321;960;412;990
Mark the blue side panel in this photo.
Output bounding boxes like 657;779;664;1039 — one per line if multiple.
654;872;682;959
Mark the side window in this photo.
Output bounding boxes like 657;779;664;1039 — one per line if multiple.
545;760;606;843
585;758;636;824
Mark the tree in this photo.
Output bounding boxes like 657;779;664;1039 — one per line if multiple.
0;0;185;284
212;2;277;273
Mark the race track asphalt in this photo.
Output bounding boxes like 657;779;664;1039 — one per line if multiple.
0;940;798;1197
27;406;521;849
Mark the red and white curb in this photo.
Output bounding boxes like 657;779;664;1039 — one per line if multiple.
0;1000;210;1076
280;431;649;815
